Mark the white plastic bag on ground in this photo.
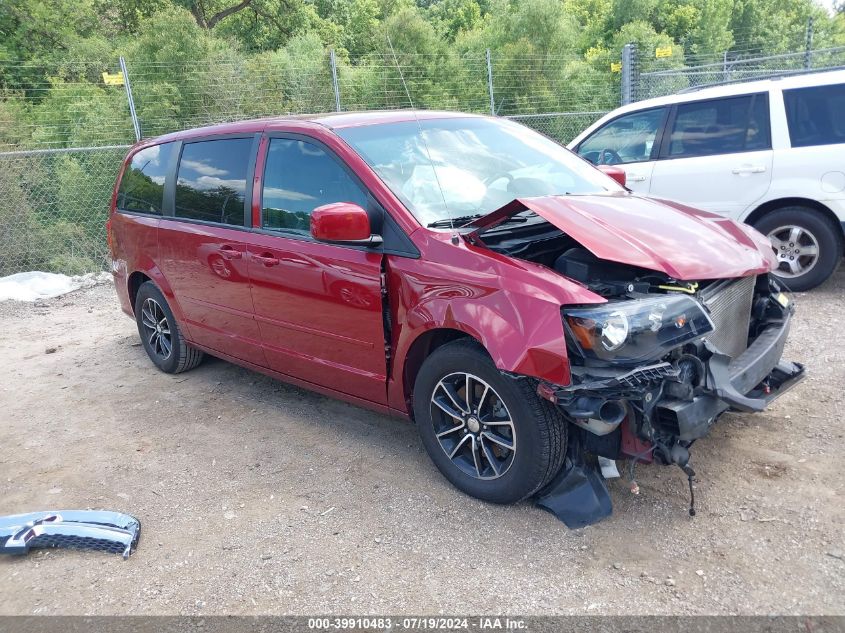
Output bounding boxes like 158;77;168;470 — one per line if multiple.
0;271;82;302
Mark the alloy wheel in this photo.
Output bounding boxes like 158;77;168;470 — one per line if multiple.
429;372;516;480
768;224;820;279
140;298;173;360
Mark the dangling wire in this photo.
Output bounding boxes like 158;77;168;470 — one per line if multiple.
687;471;696;517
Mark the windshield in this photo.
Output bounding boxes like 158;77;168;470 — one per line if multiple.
336;116;622;227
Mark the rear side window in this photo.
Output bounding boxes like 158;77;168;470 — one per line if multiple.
175;138;253;226
577;108;665;165
666;94;770;158
784;83;845;148
117;143;173;214
261;138;368;234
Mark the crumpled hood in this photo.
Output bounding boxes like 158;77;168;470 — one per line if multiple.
466;193;776;280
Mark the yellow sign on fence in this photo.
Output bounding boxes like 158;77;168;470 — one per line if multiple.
610;62;622;72
655;46;673;59
102;71;125;86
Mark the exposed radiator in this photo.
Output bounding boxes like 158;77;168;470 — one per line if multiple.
699;276;756;359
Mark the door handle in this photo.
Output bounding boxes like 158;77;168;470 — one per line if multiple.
732;165;767;175
217;245;242;260
253;252;280;266
627;174;647;182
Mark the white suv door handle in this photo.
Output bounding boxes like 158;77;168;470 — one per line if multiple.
627;174;647;182
732;164;767;175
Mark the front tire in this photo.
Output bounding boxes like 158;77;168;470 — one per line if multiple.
753;206;843;291
135;281;204;374
413;339;567;504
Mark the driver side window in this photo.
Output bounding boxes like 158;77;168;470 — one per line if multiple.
578;108;666;165
261;138;368;234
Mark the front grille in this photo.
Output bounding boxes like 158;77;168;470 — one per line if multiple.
612;362;677;388
26;534;129;555
699;276;756;359
1;511;141;559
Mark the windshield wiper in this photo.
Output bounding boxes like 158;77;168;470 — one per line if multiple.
426;214;483;228
427;209;538;230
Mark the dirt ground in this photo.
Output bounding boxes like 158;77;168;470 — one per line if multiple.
0;268;843;616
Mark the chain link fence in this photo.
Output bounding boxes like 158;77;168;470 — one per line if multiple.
0;49;614;277
0;146;128;275
1;32;843;277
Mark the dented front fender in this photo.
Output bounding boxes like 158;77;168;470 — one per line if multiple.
386;231;605;412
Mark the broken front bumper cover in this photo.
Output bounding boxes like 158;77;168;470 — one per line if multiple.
659;312;804;441
708;311;804;413
547;312;804;442
534;313;804;528
0;511;141;559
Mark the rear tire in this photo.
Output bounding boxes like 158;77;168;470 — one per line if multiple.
753;206;843;291
135;281;204;374
413;339;567;504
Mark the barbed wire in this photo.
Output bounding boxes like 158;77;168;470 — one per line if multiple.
635;45;845;99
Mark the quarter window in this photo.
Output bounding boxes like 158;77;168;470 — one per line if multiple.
175;138;253;226
666;94;770;158
117;143;173;214
577;108;665;165
261;138;367;234
783;83;845;148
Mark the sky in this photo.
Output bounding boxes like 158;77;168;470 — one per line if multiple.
816;0;839;15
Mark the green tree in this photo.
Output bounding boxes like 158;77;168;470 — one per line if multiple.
688;0;733;54
173;0;258;29
653;0;699;50
609;0;660;31
729;0;836;54
428;0;483;41
0;0;100;64
563;0;613;53
311;0;381;56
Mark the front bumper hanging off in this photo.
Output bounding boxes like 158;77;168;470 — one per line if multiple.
534;308;804;529
0;510;141;559
656;311;804;442
547;311;804;442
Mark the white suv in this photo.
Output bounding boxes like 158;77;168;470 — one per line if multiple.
568;69;845;290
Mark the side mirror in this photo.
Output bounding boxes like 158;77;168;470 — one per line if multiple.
310;203;381;245
597;165;627;188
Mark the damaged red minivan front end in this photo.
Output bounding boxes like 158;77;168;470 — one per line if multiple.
333;113;803;526
458;192;804;524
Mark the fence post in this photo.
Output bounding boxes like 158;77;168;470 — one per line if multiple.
329;49;341;112
119;56;141;142
621;43;637;105
804;17;814;70
723;51;729;83
486;49;495;115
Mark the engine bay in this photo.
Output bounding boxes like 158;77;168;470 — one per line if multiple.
480;215;705;297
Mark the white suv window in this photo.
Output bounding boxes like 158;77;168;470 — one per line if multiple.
665;94;770;158
577;108;665;165
783;83;845;148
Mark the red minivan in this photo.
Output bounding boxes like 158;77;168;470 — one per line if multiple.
108;111;803;526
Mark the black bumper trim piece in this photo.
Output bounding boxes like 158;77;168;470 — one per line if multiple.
534;443;612;528
654;316;804;438
708;312;804;413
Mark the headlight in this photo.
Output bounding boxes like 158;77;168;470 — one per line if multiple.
564;294;714;365
600;311;629;351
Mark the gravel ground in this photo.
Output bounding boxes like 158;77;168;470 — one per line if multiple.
0;268;843;615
